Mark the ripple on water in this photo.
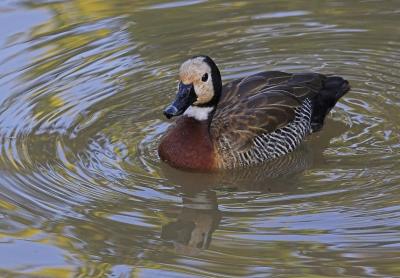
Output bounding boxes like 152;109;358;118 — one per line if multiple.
0;0;400;276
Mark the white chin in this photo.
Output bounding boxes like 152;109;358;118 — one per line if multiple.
183;106;214;121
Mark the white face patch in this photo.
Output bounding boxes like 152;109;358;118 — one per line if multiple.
179;57;214;105
183;106;214;121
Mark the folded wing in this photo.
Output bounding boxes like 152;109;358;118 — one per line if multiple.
211;71;326;151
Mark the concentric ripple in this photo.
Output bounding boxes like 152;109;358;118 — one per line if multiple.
0;0;400;277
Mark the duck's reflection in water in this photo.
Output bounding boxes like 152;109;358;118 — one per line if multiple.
159;144;312;255
160;119;348;253
161;189;221;255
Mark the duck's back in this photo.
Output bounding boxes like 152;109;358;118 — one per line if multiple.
211;71;349;168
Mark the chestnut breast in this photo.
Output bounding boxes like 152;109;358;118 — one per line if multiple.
158;117;217;171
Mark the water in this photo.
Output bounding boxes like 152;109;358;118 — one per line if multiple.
0;0;399;277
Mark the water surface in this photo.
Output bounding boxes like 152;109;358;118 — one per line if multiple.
0;0;400;277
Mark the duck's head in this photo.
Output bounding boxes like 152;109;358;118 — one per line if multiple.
164;55;222;120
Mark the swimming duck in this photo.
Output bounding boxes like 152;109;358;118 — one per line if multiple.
158;55;350;171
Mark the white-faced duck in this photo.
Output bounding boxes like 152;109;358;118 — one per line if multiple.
158;55;350;171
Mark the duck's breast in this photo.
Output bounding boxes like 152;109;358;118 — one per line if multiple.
158;117;218;171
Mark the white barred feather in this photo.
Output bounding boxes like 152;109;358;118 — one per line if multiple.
222;98;313;168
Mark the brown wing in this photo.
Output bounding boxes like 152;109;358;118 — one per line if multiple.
211;71;326;151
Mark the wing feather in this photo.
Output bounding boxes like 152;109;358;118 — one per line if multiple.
211;71;325;151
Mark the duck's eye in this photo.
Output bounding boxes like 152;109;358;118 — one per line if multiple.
201;73;208;82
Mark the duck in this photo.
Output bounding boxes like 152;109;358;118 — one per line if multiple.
158;55;350;171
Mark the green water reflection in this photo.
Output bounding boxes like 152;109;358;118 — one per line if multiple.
0;0;400;277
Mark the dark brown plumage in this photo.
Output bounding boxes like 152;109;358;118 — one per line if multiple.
211;71;349;152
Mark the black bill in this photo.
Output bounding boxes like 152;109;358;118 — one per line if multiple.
163;82;197;119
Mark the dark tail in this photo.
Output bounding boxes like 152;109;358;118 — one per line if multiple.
311;76;350;132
